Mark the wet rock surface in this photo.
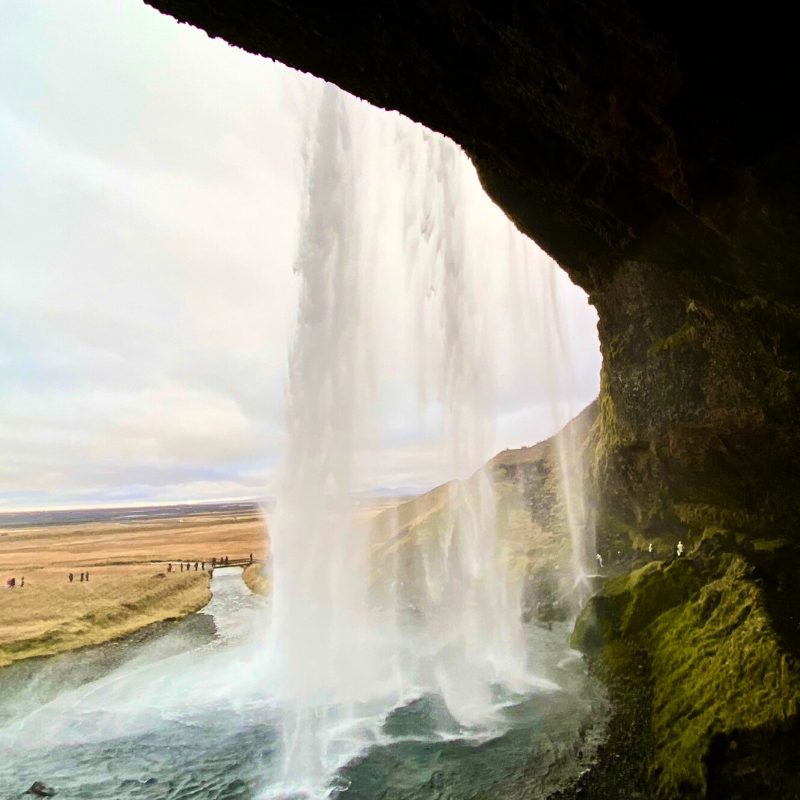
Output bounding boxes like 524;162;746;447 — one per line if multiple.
140;0;800;595
25;782;56;797
134;3;800;795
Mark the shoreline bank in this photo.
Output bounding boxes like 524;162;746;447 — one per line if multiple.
548;642;654;800
0;570;212;668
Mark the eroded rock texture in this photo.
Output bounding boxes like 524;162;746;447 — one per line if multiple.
144;0;800;555
142;2;800;795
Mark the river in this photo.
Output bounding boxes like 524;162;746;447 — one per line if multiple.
0;568;606;799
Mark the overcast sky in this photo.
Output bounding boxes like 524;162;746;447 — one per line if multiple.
0;0;601;510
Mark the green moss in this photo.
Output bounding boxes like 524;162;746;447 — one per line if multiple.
649;322;699;355
607;329;632;359
674;503;761;535
570;592;621;652
571;559;706;652
645;558;800;798
600;637;640;675
752;538;790;552
592;369;622;477
619;559;706;636
573;554;800;798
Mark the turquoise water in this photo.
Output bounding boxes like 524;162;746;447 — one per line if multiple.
0;571;605;800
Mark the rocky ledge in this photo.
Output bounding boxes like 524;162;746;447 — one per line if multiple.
141;2;800;795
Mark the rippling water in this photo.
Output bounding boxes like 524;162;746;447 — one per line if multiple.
0;569;605;800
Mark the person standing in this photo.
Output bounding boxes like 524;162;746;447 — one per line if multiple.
80;572;84;582
86;571;89;581
20;577;24;588
69;572;74;583
180;563;183;572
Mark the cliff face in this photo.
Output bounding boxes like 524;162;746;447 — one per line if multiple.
142;1;800;795
369;402;598;622
145;0;800;558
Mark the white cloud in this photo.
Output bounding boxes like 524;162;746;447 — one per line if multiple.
0;0;601;510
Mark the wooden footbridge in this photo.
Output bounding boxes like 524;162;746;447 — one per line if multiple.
211;558;260;568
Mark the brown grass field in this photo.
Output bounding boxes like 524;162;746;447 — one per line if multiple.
0;497;404;666
242;561;270;595
0;508;270;666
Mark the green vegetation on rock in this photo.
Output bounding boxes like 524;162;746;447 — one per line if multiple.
646;557;800;798
572;552;800;799
649;322;698;355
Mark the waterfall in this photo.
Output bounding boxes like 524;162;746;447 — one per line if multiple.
264;80;589;798
504;233;597;607
266;85;386;794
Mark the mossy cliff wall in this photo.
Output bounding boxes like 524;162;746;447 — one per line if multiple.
143;0;800;553
572;547;800;798
593;261;800;563
141;2;800;795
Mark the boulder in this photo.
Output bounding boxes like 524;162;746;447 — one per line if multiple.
25;783;56;798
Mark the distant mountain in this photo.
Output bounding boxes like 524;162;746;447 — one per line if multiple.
369;401;598;620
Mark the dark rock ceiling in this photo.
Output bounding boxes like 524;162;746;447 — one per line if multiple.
145;1;800;307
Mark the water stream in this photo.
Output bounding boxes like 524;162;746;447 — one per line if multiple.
0;569;605;799
258;82;603;798
1;81;604;798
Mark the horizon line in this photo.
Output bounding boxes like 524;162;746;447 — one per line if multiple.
0;487;427;516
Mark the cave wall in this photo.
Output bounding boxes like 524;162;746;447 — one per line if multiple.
144;1;800;299
144;2;800;562
142;2;800;794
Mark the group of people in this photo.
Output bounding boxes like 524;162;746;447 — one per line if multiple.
167;561;205;573
594;540;687;573
164;554;254;574
49;554;258;585
8;554;261;589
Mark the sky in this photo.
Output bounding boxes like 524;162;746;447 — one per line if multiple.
0;0;602;510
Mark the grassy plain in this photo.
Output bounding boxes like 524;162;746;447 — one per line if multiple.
242;562;270;595
0;497;404;666
0;507;270;666
0;570;211;668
